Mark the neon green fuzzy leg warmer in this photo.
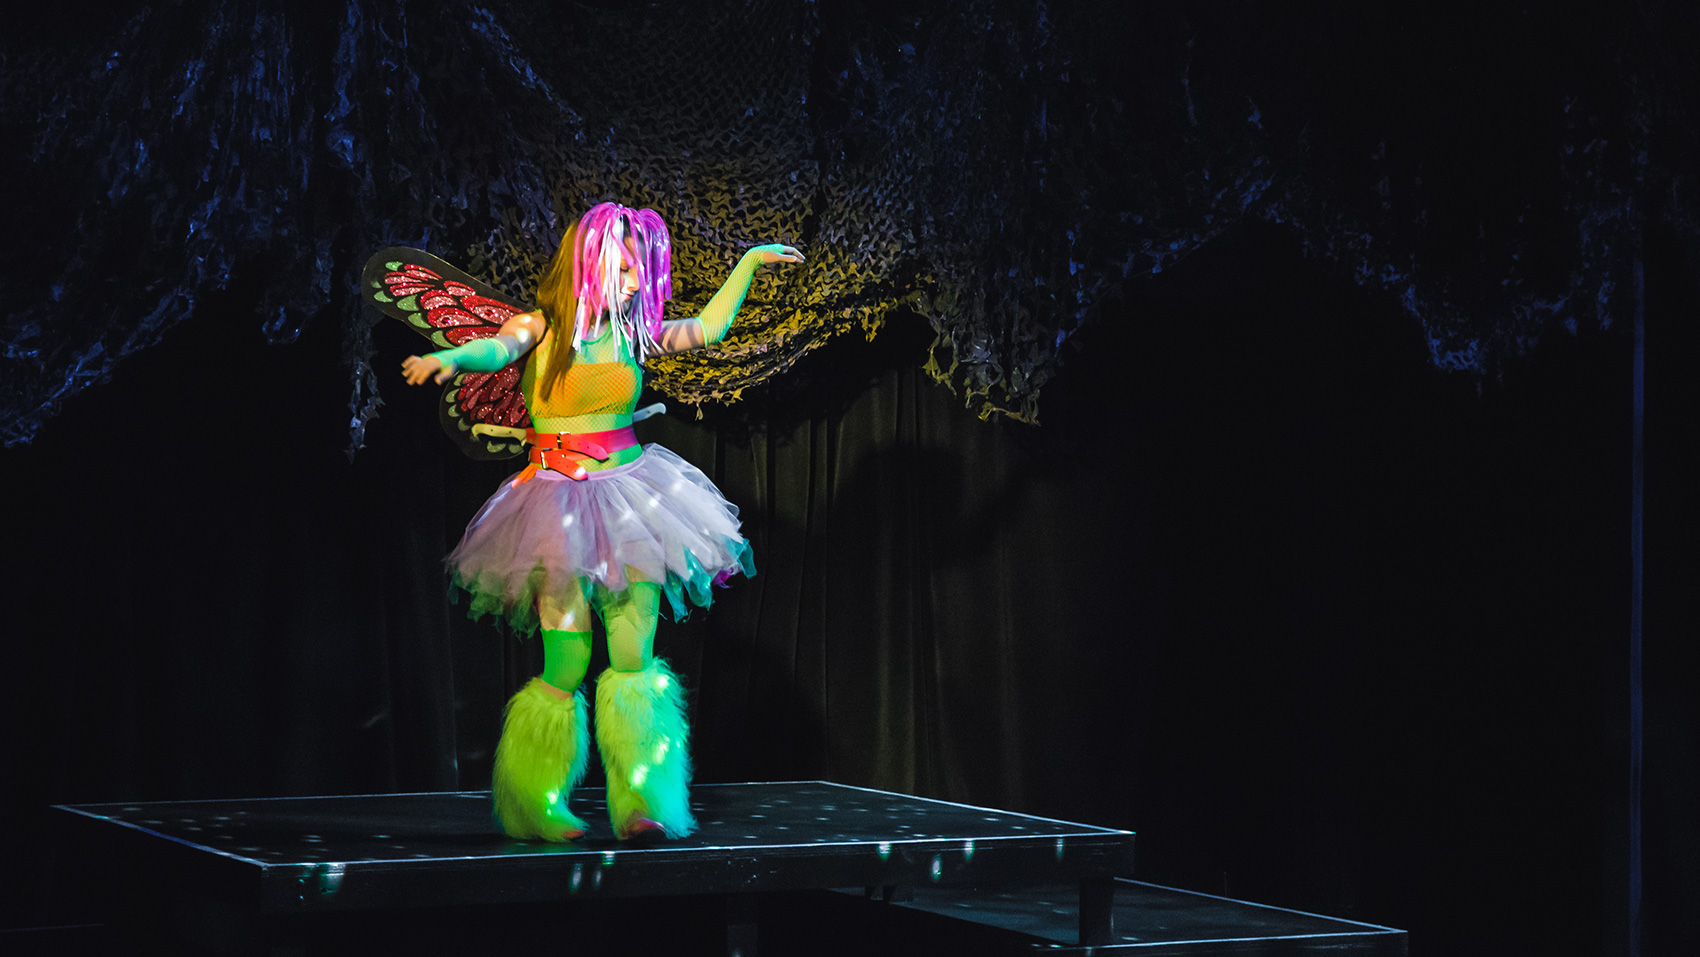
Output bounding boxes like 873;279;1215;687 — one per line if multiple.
594;660;697;838
492;678;590;841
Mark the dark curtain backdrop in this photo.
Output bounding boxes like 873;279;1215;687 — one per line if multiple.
4;222;1696;955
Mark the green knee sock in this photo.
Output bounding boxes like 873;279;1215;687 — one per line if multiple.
541;629;593;692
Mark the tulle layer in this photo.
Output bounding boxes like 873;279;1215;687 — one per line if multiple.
447;444;754;635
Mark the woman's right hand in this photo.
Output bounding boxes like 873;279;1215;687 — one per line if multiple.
401;354;454;385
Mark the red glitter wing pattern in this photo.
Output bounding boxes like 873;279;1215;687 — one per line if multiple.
458;367;528;427
361;247;534;460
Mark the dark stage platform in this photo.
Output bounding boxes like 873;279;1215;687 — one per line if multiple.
54;781;1130;954
52;782;1404;956
825;879;1408;954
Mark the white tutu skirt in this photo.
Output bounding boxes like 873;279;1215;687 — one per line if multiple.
446;444;754;634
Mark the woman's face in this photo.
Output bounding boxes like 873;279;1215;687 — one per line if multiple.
618;235;641;303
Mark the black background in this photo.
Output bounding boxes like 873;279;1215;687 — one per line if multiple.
3;3;1697;954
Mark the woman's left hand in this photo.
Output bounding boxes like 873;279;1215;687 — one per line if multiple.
750;244;805;264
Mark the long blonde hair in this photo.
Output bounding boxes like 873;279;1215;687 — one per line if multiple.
533;221;581;401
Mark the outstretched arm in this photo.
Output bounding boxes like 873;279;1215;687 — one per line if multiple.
653;244;804;355
402;311;548;385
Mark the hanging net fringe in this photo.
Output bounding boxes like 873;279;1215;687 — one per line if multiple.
4;1;1696;449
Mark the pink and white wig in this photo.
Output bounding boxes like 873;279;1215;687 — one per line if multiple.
570;202;673;362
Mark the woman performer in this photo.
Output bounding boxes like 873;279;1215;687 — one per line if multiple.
401;202;802;841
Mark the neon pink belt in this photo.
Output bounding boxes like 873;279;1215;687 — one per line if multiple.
512;427;639;483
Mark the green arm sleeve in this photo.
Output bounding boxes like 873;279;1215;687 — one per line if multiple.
695;251;764;345
429;334;525;374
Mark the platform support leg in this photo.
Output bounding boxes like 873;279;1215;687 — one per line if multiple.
1080;875;1114;947
724;892;759;957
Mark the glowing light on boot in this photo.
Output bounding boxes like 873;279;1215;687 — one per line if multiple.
632;764;649;787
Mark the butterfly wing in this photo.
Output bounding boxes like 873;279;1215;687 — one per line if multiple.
362;247;533;460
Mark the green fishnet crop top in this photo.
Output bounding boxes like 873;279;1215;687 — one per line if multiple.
521;321;642;434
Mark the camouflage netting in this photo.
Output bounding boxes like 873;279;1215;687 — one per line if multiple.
3;1;1698;450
